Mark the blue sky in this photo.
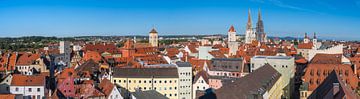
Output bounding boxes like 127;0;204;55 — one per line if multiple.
0;0;359;40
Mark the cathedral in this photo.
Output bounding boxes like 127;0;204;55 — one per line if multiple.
245;9;267;44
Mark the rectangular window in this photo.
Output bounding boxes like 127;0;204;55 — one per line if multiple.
37;88;40;92
29;88;32;92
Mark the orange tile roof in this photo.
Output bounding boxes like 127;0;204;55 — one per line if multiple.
98;79;115;97
75;84;105;98
209;50;226;58
0;94;16;99
83;51;103;63
16;53;40;65
83;43;120;54
11;74;46;86
297;42;313;49
303;64;358;91
187;44;198;53
0;52;17;71
310;54;342;64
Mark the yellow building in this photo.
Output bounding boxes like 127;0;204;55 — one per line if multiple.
112;68;179;99
267;75;284;99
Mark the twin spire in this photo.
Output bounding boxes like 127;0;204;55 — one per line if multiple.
247;9;263;30
229;9;263;32
304;32;317;39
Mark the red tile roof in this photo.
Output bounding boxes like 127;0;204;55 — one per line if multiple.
228;25;236;32
297;42;313;49
16;53;40;65
74;84;105;98
187;44;198;53
310;54;342;64
98;79;115;97
83;43;120;54
209;50;226;58
0;94;16;99
11;74;46;86
83;51;103;63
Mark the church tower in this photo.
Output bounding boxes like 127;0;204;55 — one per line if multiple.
149;28;158;47
228;25;238;56
303;33;310;43
256;9;267;43
228;25;236;42
313;32;317;48
245;9;256;44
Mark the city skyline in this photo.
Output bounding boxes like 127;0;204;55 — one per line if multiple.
0;0;359;40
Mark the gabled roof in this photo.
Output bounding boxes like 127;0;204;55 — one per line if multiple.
209;50;227;58
11;74;46;86
75;59;100;73
74;84;105;98
193;70;209;84
187;44;198;53
309;71;360;99
83;43;120;54
99;79;115;97
215;64;281;99
297;42;313;49
16;53;40;65
83;51;103;63
310;54;342;64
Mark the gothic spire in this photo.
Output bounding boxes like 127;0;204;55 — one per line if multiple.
256;8;264;33
258;8;262;21
246;9;252;30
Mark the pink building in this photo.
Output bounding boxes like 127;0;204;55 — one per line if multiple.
57;77;76;97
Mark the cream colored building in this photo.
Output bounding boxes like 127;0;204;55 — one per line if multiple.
112;68;179;99
149;28;158;47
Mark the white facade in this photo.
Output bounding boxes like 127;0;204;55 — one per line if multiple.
228;42;238;56
192;76;209;99
245;29;256;44
228;30;236;42
198;46;214;60
177;63;193;99
308;44;343;61
108;87;123;99
149;30;158;47
15;65;32;75
10;86;45;99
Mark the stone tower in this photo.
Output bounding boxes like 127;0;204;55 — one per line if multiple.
149;28;158;47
